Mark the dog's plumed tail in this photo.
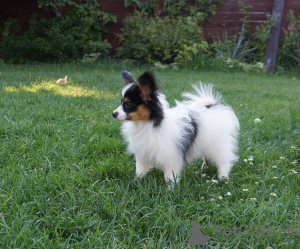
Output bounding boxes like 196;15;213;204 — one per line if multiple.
181;83;222;108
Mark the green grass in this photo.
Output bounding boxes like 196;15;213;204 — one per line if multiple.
0;63;299;248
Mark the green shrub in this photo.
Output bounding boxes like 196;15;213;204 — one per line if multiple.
124;0;223;17
174;42;209;66
248;9;300;69
0;0;117;63
250;14;273;62
279;9;300;68
116;11;207;63
212;23;256;63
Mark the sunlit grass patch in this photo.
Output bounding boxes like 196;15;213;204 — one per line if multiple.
3;81;115;99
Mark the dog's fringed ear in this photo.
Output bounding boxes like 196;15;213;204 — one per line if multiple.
121;69;136;85
137;71;158;104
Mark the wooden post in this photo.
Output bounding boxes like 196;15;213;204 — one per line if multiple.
264;0;285;73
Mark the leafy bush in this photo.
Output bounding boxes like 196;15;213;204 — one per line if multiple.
212;22;256;62
0;0;117;63
221;58;266;73
250;14;273;62
279;9;300;68
250;9;300;69
124;0;223;17
116;11;207;63
174;42;209;65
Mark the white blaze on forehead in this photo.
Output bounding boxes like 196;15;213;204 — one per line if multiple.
122;83;134;98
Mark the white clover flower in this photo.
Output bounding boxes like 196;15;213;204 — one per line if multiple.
254;118;261;123
249;162;253;165
250;198;257;201
280;157;285;159
291;146;296;149
200;197;205;200
242;189;248;192
244;159;248;162
206;180;210;183
255;182;259;184
226;192;232;196
210;198;215;202
291;160;298;165
270;193;277;197
218;196;223;200
290;169;298;174
272;166;277;169
211;180;218;184
240;199;244;201
248;156;254;161
202;174;206;177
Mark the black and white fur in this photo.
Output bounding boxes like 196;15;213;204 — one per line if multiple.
113;70;239;188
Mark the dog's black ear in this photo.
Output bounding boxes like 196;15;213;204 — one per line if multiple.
137;71;158;103
121;69;136;85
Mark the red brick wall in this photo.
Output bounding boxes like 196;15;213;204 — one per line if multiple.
202;0;299;41
98;0;135;51
0;0;53;34
202;0;274;40
1;0;299;52
99;0;300;49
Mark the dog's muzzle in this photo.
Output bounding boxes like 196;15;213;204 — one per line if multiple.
112;111;118;119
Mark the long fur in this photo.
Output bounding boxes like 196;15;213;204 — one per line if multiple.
113;72;240;188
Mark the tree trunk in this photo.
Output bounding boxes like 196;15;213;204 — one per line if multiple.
264;0;285;73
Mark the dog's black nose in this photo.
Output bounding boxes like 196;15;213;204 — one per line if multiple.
112;112;118;118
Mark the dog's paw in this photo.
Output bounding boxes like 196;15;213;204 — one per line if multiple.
218;174;229;180
167;183;175;191
135;171;147;179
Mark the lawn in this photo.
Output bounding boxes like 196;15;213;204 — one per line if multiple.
0;63;299;248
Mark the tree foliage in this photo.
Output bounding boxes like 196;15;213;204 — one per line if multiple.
0;0;117;63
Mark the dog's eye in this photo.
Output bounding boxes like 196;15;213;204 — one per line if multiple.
124;102;133;108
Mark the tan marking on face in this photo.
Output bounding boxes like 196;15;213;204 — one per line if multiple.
124;97;130;102
128;104;150;121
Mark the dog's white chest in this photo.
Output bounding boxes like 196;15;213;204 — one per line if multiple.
122;121;179;166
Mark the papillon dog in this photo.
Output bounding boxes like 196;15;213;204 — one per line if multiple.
113;70;240;188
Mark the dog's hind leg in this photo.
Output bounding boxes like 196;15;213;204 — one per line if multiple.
208;143;237;180
215;155;235;179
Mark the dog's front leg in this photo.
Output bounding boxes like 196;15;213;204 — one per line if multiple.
135;160;150;179
164;165;182;190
